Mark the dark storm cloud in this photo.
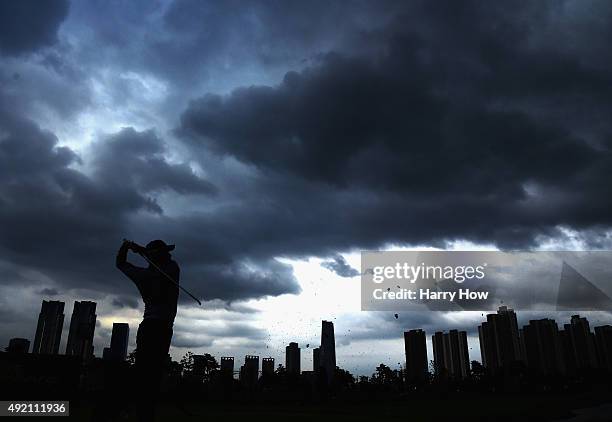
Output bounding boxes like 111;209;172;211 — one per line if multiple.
0;309;20;324
0;0;69;56
159;0;394;66
0;109;143;280
0;95;299;303
172;334;213;349
90;127;217;198
178;0;612;249
322;255;359;278
39;288;59;297
112;296;139;310
181;258;300;302
62;0;401;105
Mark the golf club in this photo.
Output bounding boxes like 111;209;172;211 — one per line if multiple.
123;239;202;306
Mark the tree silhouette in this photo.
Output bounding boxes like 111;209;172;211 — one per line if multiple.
372;363;396;385
180;351;194;377
126;349;137;366
334;366;356;390
275;363;286;376
471;360;486;382
196;353;219;383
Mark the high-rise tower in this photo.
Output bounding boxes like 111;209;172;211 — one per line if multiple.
320;320;336;384
32;300;65;355
65;301;97;360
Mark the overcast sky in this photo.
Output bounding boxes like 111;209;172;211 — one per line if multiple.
1;0;612;375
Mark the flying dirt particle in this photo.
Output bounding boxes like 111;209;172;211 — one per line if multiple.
394;313;399;319
387;287;390;291
306;344;309;348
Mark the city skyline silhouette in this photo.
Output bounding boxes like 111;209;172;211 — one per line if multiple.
7;296;612;379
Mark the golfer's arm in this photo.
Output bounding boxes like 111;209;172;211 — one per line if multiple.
116;242;130;269
116;242;147;288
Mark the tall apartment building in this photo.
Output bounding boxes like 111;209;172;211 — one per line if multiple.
563;314;598;370
404;329;428;384
103;322;129;361
478;306;522;372
285;342;301;375
65;301;97;360
262;357;275;377
432;329;470;379
220;356;235;378
521;318;565;375
320;320;336;383
32;300;65;355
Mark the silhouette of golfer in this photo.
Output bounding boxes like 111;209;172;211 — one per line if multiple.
116;239;179;422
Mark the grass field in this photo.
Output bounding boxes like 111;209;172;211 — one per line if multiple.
68;390;612;421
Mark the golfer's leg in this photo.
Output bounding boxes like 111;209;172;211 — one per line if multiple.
135;323;156;422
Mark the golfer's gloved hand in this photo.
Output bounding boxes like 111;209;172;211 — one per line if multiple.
131;243;145;254
123;239;144;253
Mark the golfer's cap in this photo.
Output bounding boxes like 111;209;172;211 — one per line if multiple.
145;239;175;252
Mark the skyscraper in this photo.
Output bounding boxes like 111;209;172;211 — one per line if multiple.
102;347;111;360
478;321;495;370
32;300;65;355
220;357;234;378
432;332;446;376
521;319;565;375
594;325;612;371
65;301;97;360
559;328;577;375
107;323;129;361
478;306;522;372
564;315;598;370
7;338;30;354
404;329;428;384
313;347;320;371
320;320;336;384
262;357;275;377
241;355;259;387
432;330;470;379
285;342;301;375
